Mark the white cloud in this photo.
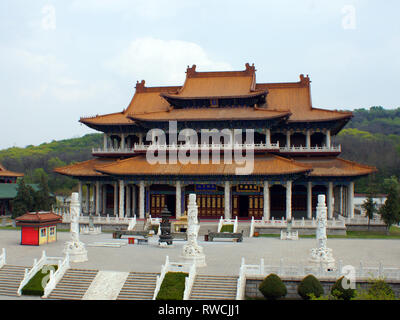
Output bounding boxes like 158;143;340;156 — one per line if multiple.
106;37;232;85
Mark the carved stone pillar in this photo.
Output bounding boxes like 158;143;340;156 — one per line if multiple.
263;181;270;220
224;181;231;219
286;180;292;220
307;181;313;219
119;180;125;218
139;181;145;219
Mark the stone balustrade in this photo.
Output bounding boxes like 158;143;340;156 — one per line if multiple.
17;251;64;296
239;257;400;281
0;248;6;269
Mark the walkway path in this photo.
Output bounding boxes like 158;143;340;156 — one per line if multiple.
82;270;129;300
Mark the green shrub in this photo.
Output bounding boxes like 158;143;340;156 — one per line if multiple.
156;272;188;300
330;276;356;300
220;225;234;233
21;265;58;296
297;275;324;300
259;273;287;300
355;279;396;300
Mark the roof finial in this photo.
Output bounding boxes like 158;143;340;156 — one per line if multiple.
186;64;197;77
245;63;256;74
299;74;311;86
135;80;146;92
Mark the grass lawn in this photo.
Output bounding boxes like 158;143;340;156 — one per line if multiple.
21;265;58;296
156;272;188;300
258;226;400;239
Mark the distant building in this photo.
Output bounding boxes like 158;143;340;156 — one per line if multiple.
0;164;24;216
354;193;387;215
55;63;377;221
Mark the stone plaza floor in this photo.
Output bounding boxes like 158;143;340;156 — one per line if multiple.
1;229;400;276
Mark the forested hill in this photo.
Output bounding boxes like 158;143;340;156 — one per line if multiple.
0;134;102;195
335;106;400;193
0;106;399;195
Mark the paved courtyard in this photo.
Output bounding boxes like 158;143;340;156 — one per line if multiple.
1;229;399;276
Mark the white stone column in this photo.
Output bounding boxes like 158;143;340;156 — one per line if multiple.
340;186;344;216
102;184;107;215
103;134;108;150
286;130;291;148
95;181;101;216
131;185;136;217
176;181;181;219
265;128;271;147
113;181;118;217
327;182;333;219
78;181;83;215
306;129;311;149
263;181;270;220
139;133;144;145
224;181;231;219
120;133;125;149
86;183;90;215
307;181;313;219
126;185;131;217
286;180;292;220
119;180;125;218
139;181;145;219
348;181;354;218
326;130;331;148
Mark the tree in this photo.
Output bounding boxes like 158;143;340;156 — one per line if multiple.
258;273;287;300
11;179;35;218
379;184;400;235
361;195;377;231
33;173;55;212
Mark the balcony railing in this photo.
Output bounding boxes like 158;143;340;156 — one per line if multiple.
279;145;341;153
92;143;341;155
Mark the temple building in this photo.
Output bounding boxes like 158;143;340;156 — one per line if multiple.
54;63;376;221
0;164;24;216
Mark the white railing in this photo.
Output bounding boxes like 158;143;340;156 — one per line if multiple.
93;143;341;155
42;254;70;298
236;257;247;300
152;256;195;300
217;216;238;233
183;263;197;300
250;217;346;236
17;251;64;296
147;215;161;235
339;215;385;225
60;211;137;226
93;142;280;155
279;145;341;153
240;258;400;281
0;248;6;269
127;215;137;231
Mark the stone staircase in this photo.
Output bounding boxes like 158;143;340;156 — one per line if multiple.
0;265;28;297
190;275;238;300
116;272;159;300
48;268;98;300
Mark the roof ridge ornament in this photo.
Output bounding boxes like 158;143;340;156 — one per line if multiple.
186;64;197;77
135;80;146;92
245;63;256;74
299;74;311;86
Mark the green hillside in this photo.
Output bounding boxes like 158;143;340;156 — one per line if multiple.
0;106;399;195
0;133;102;195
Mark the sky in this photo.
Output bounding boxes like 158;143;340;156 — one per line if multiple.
0;0;399;149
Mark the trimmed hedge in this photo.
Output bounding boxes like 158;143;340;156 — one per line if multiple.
331;276;356;300
21;265;58;296
156;272;188;300
259;273;287;300
297;275;324;300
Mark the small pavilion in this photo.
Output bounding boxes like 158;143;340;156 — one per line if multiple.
16;212;62;246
